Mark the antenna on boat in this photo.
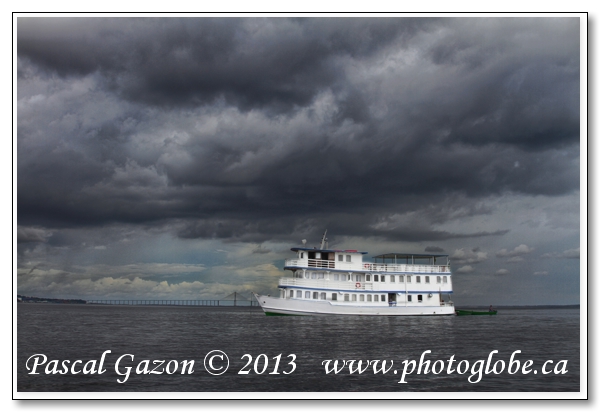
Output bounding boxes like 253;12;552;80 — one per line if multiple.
319;229;328;249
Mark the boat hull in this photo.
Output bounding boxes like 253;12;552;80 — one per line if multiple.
455;309;497;316
254;294;455;316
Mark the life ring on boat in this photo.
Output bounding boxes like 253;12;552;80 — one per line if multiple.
355;282;361;288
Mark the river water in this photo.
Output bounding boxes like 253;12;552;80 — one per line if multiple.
16;304;580;394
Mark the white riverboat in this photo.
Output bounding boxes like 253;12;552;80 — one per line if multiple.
254;232;455;316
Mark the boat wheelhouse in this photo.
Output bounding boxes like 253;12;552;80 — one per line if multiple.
254;235;455;316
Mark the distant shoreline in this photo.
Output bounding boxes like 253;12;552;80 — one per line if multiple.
17;294;580;309
16;294;257;307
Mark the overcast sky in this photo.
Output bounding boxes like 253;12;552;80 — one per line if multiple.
16;17;581;305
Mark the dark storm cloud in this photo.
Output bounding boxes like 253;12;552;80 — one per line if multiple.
425;246;445;253
17;226;52;243
17;17;580;243
18;18;434;111
174;213;509;244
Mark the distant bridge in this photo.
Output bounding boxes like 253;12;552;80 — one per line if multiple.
86;292;257;307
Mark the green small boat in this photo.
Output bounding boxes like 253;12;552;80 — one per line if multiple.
455;309;497;316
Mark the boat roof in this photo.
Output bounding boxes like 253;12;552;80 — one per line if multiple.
291;247;368;255
372;253;449;259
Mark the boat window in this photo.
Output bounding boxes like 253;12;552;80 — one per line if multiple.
360;295;364;301
416;276;421;283
367;295;372;302
338;254;343;262
344;294;350;301
443;276;448;283
374;295;379;302
311;273;317;279
334;274;339;281
381;295;386;302
305;291;310;299
320;292;326;300
408;295;412;302
418;294;423;302
399;275;404;282
332;293;337;301
407;276;411;283
366;274;371;281
352;294;357;301
313;292;318;299
342;274;347;281
346;255;351;262
288;290;293;298
300;252;304;259
381;275;385;282
425;276;430;283
437;276;441;283
390;275;395;282
374;275;379;282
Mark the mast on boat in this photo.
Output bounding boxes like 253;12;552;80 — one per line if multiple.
319;229;328;249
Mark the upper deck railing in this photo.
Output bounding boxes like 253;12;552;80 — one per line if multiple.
284;258;451;273
279;278;374;290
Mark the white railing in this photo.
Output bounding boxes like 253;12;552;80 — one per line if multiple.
362;263;451;273
278;278;373;291
284;258;341;269
284;258;450;273
308;259;335;269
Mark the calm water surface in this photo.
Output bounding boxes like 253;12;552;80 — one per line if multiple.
17;304;580;392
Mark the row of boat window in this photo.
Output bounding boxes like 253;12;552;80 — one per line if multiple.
299;252;353;262
338;255;352;262
290;290;386;301
296;272;449;284
287;290;427;303
365;274;449;284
